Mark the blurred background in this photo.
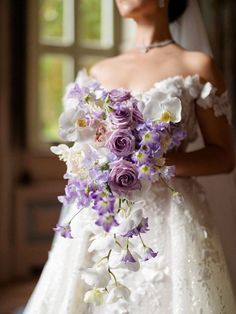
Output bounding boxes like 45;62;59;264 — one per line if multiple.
0;0;236;313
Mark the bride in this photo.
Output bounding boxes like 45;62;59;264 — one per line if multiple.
24;0;236;313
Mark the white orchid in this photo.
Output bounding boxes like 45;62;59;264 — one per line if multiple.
84;288;106;306
143;93;182;123
58;107;96;142
106;283;131;304
50;142;91;178
88;234;116;253
81;265;110;288
109;249;140;272
114;208;143;236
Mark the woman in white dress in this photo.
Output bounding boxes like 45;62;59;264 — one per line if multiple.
24;0;236;313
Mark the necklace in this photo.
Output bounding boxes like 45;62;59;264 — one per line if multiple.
137;38;175;53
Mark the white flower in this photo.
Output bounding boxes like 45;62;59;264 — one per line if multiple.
109;249;140;272
84;288;105;306
106;283;131;304
50;142;92;178
88;234;116;253
114;206;144;236
76;68;92;87
81;265;110;288
143;94;182;123
50;144;70;161
59;107;95;142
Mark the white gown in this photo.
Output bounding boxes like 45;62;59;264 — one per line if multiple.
23;74;236;314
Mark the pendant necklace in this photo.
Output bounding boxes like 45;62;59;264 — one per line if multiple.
137;38;175;53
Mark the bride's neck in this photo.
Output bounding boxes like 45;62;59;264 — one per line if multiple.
134;10;172;47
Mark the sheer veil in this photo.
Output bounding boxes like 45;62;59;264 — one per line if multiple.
170;0;213;56
171;0;236;292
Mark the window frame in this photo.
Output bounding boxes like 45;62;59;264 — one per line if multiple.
27;0;122;152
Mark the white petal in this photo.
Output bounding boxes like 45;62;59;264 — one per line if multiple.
163;98;182;123
84;289;104;306
201;82;213;99
81;267;110;288
106;284;131;304
88;236;115;253
50;144;69;155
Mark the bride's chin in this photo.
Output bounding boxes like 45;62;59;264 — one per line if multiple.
115;0;147;17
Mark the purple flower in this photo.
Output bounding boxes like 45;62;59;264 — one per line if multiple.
121;248;137;263
108;89;131;103
107;129;135;157
53;224;73;239
91;191;115;214
138;164;155;180
142;247;158;261
109;105;132;128
108;159;141;196
122;217;149;238
169;124;187;150
95;213;119;232
132;150;149;165
132;103;144;124
67;83;84;99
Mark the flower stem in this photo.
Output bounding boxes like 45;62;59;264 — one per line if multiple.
68;206;85;224
138;232;146;248
108;267;118;286
160;176;176;193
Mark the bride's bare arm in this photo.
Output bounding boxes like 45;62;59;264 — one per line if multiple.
166;54;235;177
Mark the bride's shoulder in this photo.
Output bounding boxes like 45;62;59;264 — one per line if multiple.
90;54;124;82
183;50;226;93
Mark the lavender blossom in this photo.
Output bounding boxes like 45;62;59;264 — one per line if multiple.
142;247;158;261
53;223;73;239
121;248;137;263
95;213;119;232
91;190;115;214
122;217;149;238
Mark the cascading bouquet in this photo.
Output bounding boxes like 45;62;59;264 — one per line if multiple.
51;70;186;307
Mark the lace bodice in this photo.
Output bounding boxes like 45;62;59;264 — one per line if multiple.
134;74;232;147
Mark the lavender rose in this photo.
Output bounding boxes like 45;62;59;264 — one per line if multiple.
132;103;144;124
108;159;141;195
108;89;131;103
107;129;135;157
109;106;132;128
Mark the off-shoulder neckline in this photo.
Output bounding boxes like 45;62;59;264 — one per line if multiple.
79;69;226;97
86;70;201;95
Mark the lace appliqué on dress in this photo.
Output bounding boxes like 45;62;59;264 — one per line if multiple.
196;81;232;125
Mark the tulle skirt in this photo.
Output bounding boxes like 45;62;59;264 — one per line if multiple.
23;177;236;314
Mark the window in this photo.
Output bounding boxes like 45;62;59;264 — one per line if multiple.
27;0;122;150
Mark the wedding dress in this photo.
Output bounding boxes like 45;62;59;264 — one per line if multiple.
23;72;236;314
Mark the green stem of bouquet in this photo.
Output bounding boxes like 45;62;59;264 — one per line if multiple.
68;206;85;225
138;232;146;248
160;176;176;193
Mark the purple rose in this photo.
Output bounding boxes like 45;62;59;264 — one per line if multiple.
108;159;141;195
132;103;144;124
109;106;132;128
107;129;135;157
108;89;131;103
